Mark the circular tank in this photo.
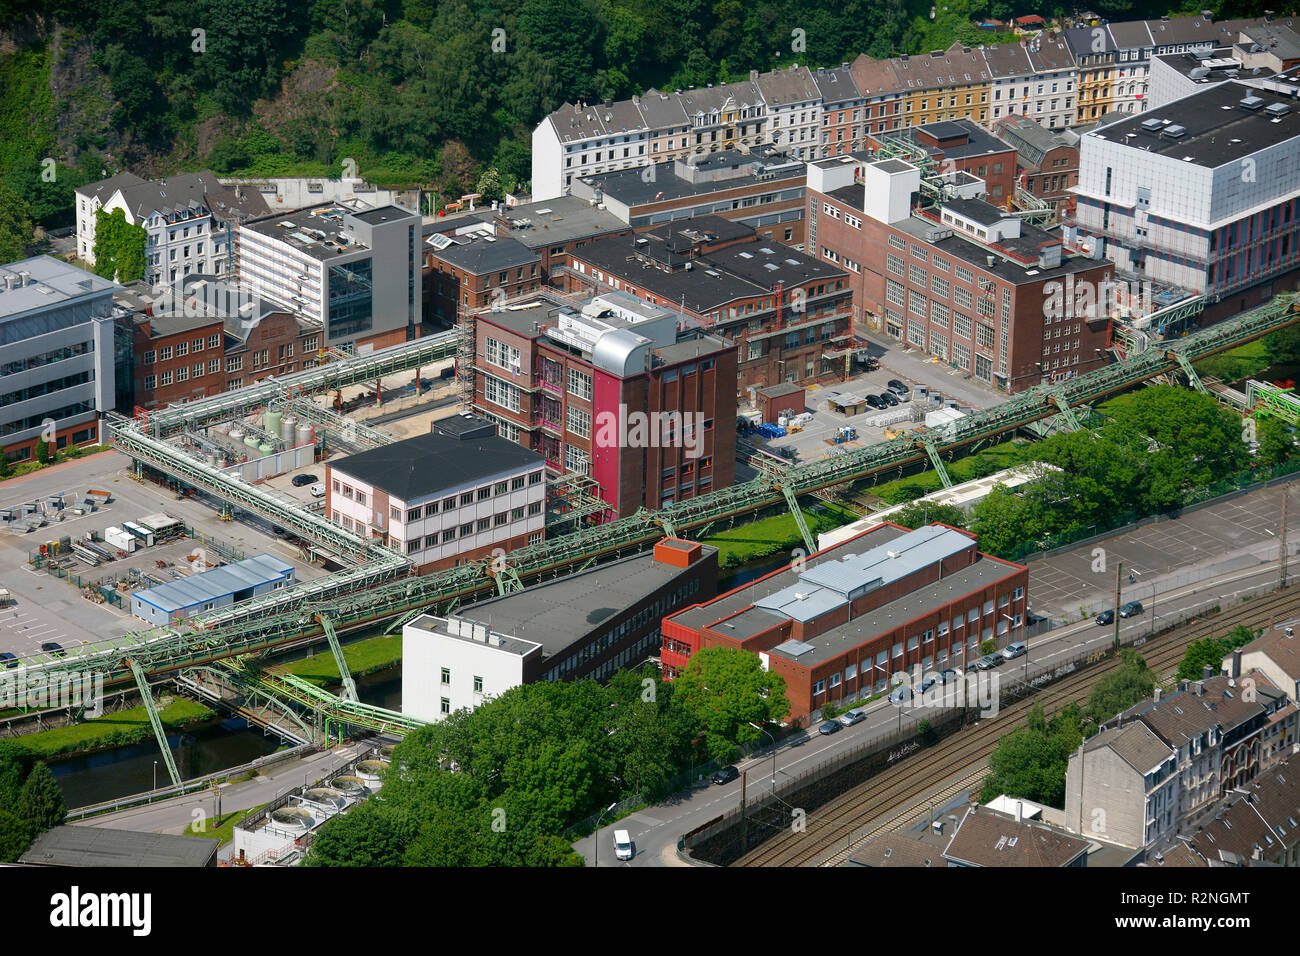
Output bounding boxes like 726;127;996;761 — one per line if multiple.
229;428;244;442
269;807;314;832
355;760;388;791
281;415;297;443
330;775;367;795
297;424;314;447
258;442;273;456
302;787;347;810
380;744;396;759
244;435;260;450
264;411;283;438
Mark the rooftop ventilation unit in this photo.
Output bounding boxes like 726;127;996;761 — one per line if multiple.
1267;102;1291;117
1141;117;1164;131
1240;95;1265;110
1162;124;1187;138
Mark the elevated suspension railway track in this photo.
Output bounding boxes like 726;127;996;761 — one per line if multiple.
19;294;1296;782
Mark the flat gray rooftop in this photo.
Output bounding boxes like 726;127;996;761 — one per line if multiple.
0;256;116;320
457;545;717;657
22;825;219;867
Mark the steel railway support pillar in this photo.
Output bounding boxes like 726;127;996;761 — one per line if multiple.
778;483;818;555
920;438;954;489
127;659;181;787
1170;352;1207;394
314;614;358;702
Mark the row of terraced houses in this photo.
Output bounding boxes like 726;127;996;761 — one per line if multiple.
532;12;1299;200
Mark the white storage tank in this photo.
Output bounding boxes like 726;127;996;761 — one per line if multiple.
296;423;314;447
281;415;297;443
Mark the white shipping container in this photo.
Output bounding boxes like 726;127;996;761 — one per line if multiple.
104;527;137;553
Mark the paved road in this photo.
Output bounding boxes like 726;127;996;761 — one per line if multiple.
576;549;1291;866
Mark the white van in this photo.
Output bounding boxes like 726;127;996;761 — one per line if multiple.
613;829;633;861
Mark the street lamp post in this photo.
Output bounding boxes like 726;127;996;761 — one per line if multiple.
592;801;617;868
748;722;776;791
153;760;158;791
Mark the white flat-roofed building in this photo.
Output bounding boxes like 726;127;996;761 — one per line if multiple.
1072;80;1300;296
326;413;546;573
401;613;544;722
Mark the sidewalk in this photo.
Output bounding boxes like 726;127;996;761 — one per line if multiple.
73;742;370;836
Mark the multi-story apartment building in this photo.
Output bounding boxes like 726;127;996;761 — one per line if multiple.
1068;673;1296;845
469;289;736;518
75;170;269;286
326;413;546;573
812;64;869;157
237;202;420;351
640;91;695;165
1065;24;1120;124
401;538;719;720
1071;81;1300;301
678;78;769;156
868;119;1019;205
571;148;807;247
849;56;905;137
810;158;1112;391
893;44;994;127
532;99;651;201
661;522;1029;718
755;66;823;161
993;114;1081;218
1024;32;1081;130
0;257;120;462
564;216;855;389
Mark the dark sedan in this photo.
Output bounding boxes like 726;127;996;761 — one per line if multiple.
711;765;740;785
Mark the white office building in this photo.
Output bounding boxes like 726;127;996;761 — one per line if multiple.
402;613;544;721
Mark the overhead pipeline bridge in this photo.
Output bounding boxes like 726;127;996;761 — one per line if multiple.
105;414;393;563
48;289;1300;692
19;292;1298;780
142;329;459;438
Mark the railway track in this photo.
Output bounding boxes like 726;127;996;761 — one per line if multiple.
731;584;1300;867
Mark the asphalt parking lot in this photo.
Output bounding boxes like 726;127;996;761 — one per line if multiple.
0;451;329;657
1025;480;1293;620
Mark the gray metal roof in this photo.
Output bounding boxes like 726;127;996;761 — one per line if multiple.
0;256;117;321
22;826;219;867
132;553;295;613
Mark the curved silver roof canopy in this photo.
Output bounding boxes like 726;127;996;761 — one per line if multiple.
591;327;652;377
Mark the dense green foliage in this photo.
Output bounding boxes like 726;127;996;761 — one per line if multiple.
0;180;32;261
674;647;789;761
92;207;146;282
969;386;1253;556
307;661;764;866
0;0;1272;228
887;501;968;530
980;650;1157;808
0;742;61;862
1177;624;1258;682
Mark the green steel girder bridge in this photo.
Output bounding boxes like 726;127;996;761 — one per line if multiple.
142;328;459;438
27;292;1298;782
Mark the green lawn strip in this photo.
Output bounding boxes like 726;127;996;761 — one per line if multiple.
1191;338;1269;384
703;504;858;568
183;803;266;845
864;440;1032;505
24;699;214;759
280;633;403;687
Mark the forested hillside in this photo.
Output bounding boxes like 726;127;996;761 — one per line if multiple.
0;0;1280;245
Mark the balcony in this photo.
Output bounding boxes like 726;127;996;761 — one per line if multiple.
540;378;564;396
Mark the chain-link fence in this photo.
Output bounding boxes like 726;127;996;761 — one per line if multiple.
998;458;1300;564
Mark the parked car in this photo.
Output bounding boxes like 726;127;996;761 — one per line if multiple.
888;685;913;704
40;642;65;657
918;676;937;694
711;765;739;785
614;829;634;861
291;473;319;487
0;652;17;669
879;391;899;407
887;379;910;395
271;525;290;537
839;708;865;726
818;720;842;735
1120;601;1144;618
864;395;886;410
940;668;962;684
1095;609;1115;626
975;654;1003;671
1001;641;1028;660
310;484;327;498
